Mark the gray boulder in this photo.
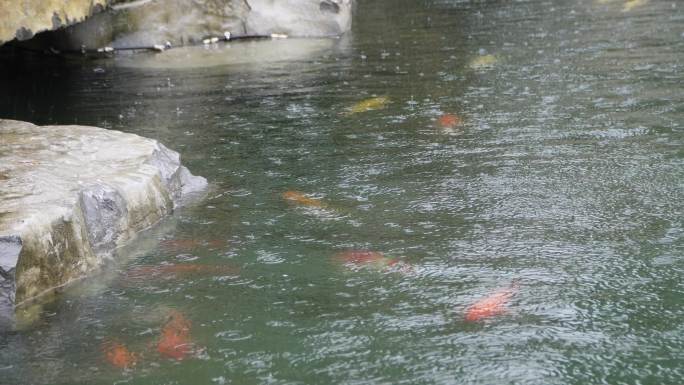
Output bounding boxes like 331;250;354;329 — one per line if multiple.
0;119;206;319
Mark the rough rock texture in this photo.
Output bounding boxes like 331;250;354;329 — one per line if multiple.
108;0;252;47
2;0;353;50
0;119;207;308
46;0;252;50
246;0;352;37
0;0;109;45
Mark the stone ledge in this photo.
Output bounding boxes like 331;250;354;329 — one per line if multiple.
0;119;207;309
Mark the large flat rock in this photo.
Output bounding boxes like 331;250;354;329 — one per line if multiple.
0;119;206;310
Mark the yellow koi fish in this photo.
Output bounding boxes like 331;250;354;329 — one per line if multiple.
623;0;648;11
346;96;390;115
468;54;497;70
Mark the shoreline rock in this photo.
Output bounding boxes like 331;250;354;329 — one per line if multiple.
0;119;206;314
0;0;109;45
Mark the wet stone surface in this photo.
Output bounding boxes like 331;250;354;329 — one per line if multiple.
0;119;206;314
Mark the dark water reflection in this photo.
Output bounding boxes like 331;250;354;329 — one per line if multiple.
1;0;683;384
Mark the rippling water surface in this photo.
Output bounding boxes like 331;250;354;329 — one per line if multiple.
1;0;683;384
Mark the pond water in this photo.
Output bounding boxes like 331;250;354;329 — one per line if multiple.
1;0;683;384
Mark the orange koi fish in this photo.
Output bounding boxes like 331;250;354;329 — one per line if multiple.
282;191;325;208
157;311;194;360
437;113;463;129
102;340;138;369
464;285;518;322
332;250;412;273
124;263;239;281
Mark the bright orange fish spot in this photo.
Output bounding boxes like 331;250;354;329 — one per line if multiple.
464;286;516;322
102;340;138;369
157;311;193;360
282;191;325;208
437;113;462;129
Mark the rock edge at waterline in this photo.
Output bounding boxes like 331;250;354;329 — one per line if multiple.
0;119;207;314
